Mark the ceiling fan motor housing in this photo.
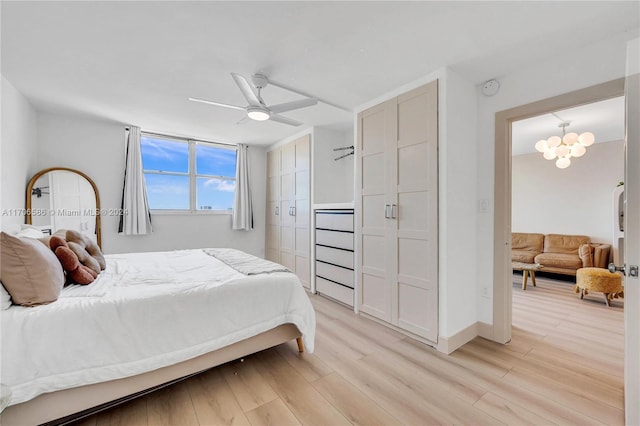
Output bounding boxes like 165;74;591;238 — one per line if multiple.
251;74;269;90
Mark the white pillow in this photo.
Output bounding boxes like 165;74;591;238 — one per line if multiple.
15;227;45;239
1;282;12;310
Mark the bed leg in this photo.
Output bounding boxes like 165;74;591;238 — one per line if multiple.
296;337;304;353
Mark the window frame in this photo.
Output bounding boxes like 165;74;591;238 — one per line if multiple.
141;132;237;215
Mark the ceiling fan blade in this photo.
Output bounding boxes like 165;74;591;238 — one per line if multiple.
188;97;245;111
231;73;261;107
269;98;318;114
269;114;303;127
236;116;251;125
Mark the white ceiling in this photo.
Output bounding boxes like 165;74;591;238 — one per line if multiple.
2;1;638;146
512;96;626;156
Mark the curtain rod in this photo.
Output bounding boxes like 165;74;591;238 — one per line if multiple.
126;127;238;148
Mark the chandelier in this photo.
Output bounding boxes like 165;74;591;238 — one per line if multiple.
534;121;595;169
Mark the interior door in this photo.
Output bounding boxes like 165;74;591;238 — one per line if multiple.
358;100;395;322
294;135;310;289
624;38;639;426
394;81;439;342
265;149;280;262
279;143;295;270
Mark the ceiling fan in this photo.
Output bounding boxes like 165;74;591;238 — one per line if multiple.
189;73;318;127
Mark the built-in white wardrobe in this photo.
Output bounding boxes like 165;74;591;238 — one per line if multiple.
266;134;311;289
357;80;439;343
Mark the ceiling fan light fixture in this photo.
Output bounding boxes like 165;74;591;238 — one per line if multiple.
247;107;270;121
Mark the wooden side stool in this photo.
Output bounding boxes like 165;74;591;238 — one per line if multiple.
575;267;623;307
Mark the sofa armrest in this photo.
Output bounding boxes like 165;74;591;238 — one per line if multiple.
591;243;611;269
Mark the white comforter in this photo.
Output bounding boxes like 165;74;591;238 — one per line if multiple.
1;249;315;406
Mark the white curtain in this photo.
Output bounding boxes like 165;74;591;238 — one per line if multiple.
118;126;152;235
232;144;253;230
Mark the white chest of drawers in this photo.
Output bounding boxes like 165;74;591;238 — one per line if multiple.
314;209;354;307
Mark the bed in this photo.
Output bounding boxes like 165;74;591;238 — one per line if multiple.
0;247;316;425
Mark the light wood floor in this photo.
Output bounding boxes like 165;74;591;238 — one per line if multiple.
73;275;624;425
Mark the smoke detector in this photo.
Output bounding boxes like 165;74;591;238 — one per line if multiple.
482;79;500;96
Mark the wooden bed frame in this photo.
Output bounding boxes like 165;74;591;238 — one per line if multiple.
1;323;303;426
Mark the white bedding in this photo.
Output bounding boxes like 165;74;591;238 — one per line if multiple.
1;249;315;406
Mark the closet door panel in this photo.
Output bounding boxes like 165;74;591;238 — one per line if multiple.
361;274;389;322
265;149;280;263
295;226;309;255
397;282;437;338
394;81;438;342
398;143;431;191
398;238;430;279
397;192;431;240
266;200;280;262
358;101;394;321
296;255;310;289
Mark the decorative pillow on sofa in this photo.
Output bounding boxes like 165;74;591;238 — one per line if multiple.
579;244;595;267
0;232;65;306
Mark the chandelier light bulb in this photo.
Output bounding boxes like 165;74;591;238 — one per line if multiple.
563;132;579;145
547;136;561;148
535;140;548;153
543;149;557;160
556;157;571;169
578;132;595;147
555;145;570;157
571;144;586;157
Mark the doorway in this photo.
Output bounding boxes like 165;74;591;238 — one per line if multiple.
492;78;625;344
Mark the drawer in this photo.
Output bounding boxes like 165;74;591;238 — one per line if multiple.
315;245;354;269
316;277;354;307
315;261;354;288
315;210;354;232
315;229;354;250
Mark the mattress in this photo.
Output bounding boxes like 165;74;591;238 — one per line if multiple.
1;248;315;406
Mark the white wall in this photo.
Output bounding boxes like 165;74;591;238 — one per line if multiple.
512;140;624;244
474;31;635;324
438;68;479;339
36;111;266;256
313;127;354;204
1;76;39;227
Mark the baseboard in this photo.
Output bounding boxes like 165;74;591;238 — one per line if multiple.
477;321;493;340
437;322;479;354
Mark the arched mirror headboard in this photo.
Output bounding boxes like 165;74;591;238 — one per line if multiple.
25;167;102;248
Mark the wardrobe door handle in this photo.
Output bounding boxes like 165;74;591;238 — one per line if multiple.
275;206;279;216
291;206;296;216
384;204;391;219
391;204;397;219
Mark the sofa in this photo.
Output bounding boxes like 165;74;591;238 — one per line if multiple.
512;233;611;276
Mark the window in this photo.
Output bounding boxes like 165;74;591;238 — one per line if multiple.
140;133;237;213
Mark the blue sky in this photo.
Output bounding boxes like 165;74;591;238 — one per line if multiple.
141;136;237;210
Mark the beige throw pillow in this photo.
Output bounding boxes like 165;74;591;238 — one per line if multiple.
0;232;65;306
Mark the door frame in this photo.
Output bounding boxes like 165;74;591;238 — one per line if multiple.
492;78;625;343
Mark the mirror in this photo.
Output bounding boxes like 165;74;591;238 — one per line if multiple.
26;167;102;247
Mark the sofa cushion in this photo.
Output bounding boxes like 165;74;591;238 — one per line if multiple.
512;250;537;264
535;252;583;270
544;234;590;255
512;233;544;253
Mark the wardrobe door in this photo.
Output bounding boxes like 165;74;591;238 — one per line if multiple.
279;143;295;271
357;99;396;323
293;135;311;289
394;81;438;341
265;149;280;262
